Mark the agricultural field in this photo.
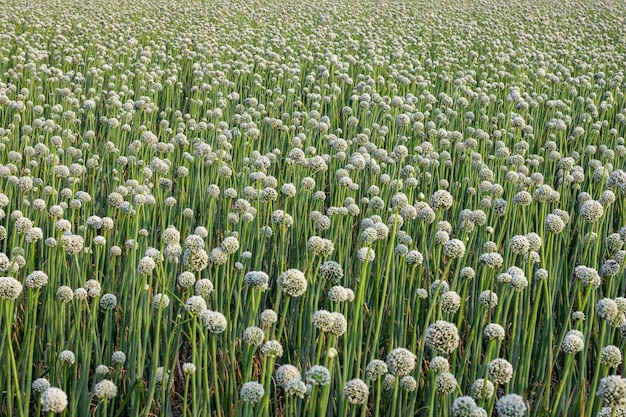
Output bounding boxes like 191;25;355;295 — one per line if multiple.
0;0;626;415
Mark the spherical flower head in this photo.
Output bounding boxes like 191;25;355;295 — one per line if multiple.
242;271;269;292
208;247;228;266
99;293;117;310
25;270;48;289
406;250;424;265
84;279;101;298
600;345;623;368
597;407;626;417
308;236;326;253
597;298;619;323
436;372;458;395
386;348;417;376
240;381;264;403
32;378;50;393
430;280;450;295
561;332;585;354
513;191;532;206
95;364;109;376
261;340;283;357
508;235;530;255
577;266;602;288
357;247;375;262
444;239;466;259
602;260;620;278
243;326;264;346
525;233;542;251
430;356;450;373
162;226;180;245
606;233;624;252
330;312;347;336
59;350;75;365
185;296;207;316
195;279;215;296
306;365;331;385
112;351;126;364
441;291;461;313
152;293;170;309
471;378;494;400
328;286;348;302
319;261;344;283
61;233;85;255
260;309;278;325
15;217;33;234
400;375;417;392
94;379;117;400
277;269;307;297
580;200;604;223
419;206;436;223
200;310;227;333
284;379;307;398
484;323;505;341
425;320;460;355
276;364;301;387
430;190;453;210
0;276;23;299
178;271;196;288
182;363;197;375
495;394;527;417
544;214;565;234
221;236;239;254
366;359;388;380
472;407;488;417
510;274;529;292
597;376;626;407
452;396;477;417
535;268;549;280
185;234;205;253
460;267;475;280
155;367;170;385
41;387;68;413
479;291;498;308
488;358;513;384
343;378;369;404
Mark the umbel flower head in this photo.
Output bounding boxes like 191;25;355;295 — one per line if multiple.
32;378;50;393
425;320;460;355
0;276;23;299
306;365;331;385
93;379;118;400
580;200;604;222
436;372;458;395
243;326;264;346
596;375;626;408
471;378;495;400
41;387;68;413
452;396;477;417
343;378;369;404
495;394;527;417
488;358;514;385
277;269;307;297
430;356;450;373
240;381;265;403
200;310;227;333
366;360;388;380
386;348;416;376
276;364;301;387
561;330;584;354
600;345;623;368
